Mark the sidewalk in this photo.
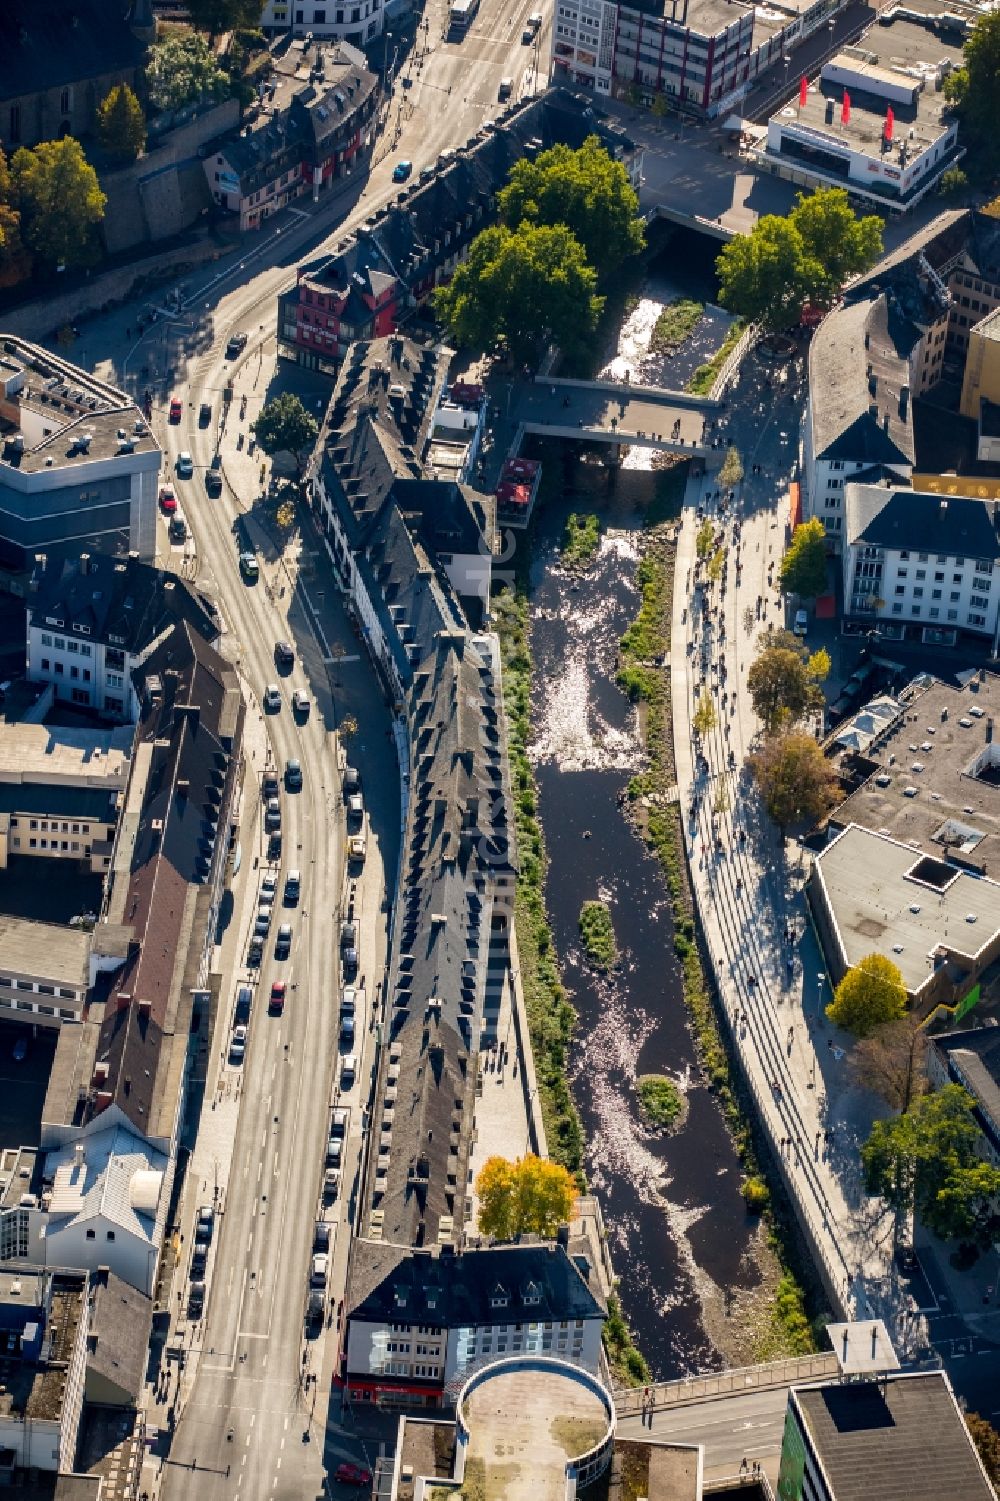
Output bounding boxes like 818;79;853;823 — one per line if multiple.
668;348;907;1335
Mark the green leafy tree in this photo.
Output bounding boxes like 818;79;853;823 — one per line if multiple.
434;222;602;367
749;730;840;830
827;954;907;1037
943;10;1000;163
0;147;27;287
498;135;644;278
147;33;230;112
187;0;264;35
780;518;828;599
862;1084;1000;1244
790;188;883;298
651;93;669;118
718;445;744;489
96;84;146;162
11;138;106;273
692;691;717;737
717;214;819;333
695;517;715;559
746;628;828;733
251;394;319;478
966;1413;1000;1488
938;166;969;199
708;546;726;584
475;1154;576;1239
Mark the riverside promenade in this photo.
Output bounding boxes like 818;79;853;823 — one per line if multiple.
668;346;911;1338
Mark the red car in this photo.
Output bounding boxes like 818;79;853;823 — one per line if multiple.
269;981;286;1013
335;1464;372;1487
169;396;183;423
158;485;177;514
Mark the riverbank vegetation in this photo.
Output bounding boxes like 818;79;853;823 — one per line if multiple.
649;297;703;353
579;900;618;972
604;1293;651;1385
686;317;746;395
617;471;820;1360
562;511;602;569
637;1074;683;1131
494;581;584;1177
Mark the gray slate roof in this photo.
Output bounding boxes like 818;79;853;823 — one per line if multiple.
30;552;219;659
808;298;915;466
86;1266;152;1404
0;0;146;101
844;484;1000;558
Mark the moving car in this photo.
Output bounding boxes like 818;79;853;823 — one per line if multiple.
12;1038;27;1063
226;331;248;358
292;689;310;717
176;451;193;478
269;980;286;1013
285;758;303;791
168;515;187;542
498;76;513;100
275;640;294;669
240;551;259;583
205;467;222;498
159;484;177;513
169;396;183;422
263;684;281;713
392;159;412;182
275;923;292;958
335;1464;372;1487
230;1025;248;1064
284;870;301;904
522;26;534;41
198;402;212;426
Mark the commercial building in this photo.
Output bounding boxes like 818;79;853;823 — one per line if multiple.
0;0;152;154
842;484;1000;646
777;1367;997;1500
26;550;220;722
258;0;385;49
551;0;843;115
278;90;636;375
960;308;1000;459
0;339;160;570
343;1237;607;1406
808;823;1000;1021
0;1267;88;1477
759;5;965;210
928;1026;1000;1172
0;916;91;1029
0;716;132;876
205;38;379;232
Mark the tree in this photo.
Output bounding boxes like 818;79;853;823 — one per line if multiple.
708;546;726;584
651;93;669;118
96;84;146;162
749;730;840;830
251;394;319;478
850;1017;926;1110
718;445;743;489
780;518;828;599
862;1084;1000;1244
498;135;644;279
746;628;828;733
147;32;230;112
717;214;819;333
0;147;27;288
475;1154;576;1239
692;692;717;737
966;1413;1000;1488
186;0;264;35
943;10;1000;163
11;138;106;273
790;188;883;299
695;517;715;559
827;954;907;1037
938;166;969;200
434;222;603;367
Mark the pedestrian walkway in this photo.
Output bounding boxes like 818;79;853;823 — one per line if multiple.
668;346;907;1334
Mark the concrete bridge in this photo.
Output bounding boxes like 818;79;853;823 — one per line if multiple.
510;375;721;459
645;203;737;242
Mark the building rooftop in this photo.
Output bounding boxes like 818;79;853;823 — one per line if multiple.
0;0;146;100
0;716;132;790
792;1371;996;1501
844;484;1000;557
830;673;1000;877
0;338;157;475
930;1025;1000;1154
808;297;916;466
29;551;219;659
812;823;1000;994
46;1123;167;1245
0;913;90;987
86;1266;153;1405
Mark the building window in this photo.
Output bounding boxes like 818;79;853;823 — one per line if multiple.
969;612;987;627
41;658;50;672
41;633;52;647
86;1229;95;1240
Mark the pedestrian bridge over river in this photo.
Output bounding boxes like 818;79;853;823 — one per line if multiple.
510;376;722;460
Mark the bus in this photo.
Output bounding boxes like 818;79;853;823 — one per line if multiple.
449;0;479;35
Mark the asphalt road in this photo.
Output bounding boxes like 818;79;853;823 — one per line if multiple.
619;1388;790;1480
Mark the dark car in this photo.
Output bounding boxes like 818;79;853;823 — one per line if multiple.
198;402;212;426
285;759;302;791
248;935;264;966
168;515;187;542
275;640;294;670
226;331;248;358
205;468;223;497
267;832;283;861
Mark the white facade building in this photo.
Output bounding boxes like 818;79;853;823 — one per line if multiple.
259;0;384;45
843;483;1000;645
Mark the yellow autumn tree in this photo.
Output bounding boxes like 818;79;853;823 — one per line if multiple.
475;1154;575;1240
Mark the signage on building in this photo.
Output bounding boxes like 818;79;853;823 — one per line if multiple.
218;170;241;195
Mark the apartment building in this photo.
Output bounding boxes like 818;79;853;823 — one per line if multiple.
258;0;385;47
0;339;159;570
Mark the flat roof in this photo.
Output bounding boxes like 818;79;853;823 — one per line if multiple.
0;717;132;788
779;68;951;161
793;1371;996;1501
813;824;1000;992
830;675;1000;876
0;913;90;988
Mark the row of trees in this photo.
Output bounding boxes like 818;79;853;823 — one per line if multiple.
435;136;645;366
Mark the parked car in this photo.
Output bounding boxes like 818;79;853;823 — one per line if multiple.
226;331;248;358
292;689;310;717
340;988;356;1018
335;1464;372;1487
263;684;281;713
269;980;286;1013
275;923;292;958
307;1288;325;1325
347;793;364;822
310;1253;329;1288
343;766;360;794
326;1139;342;1168
169;396;183;422
521;25;534;41
340;1053;357;1087
262;770;279;799
260;872;278;901
248;935;264;966
285;758;303;791
793;608;808;636
195;1206;215;1244
235;984;253;1023
323;1167;340;1200
176;451;193;478
230;1025;248;1064
331;1107;348;1137
188;1281;206;1317
264;798;281;831
340;1014;355;1048
12;1038;27;1063
348;833;367;863
191;1246;207;1278
159;484;177;513
392;159;413;182
314;1221;331;1251
268;832;283;861
254;904;272;936
168;514;187;542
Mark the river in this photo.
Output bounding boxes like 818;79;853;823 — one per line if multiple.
526;234;766;1378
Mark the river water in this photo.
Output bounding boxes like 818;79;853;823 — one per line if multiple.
527;234;762;1378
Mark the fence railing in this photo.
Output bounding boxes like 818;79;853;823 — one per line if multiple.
614;1352;840;1413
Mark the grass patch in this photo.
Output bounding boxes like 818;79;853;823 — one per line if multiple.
579;900;618;972
549;1416;607;1458
649;297;704;354
604;1292;651;1387
494;571;584;1178
637;1073;682;1131
686;317;747;396
562;511;602;570
616;507;821;1362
